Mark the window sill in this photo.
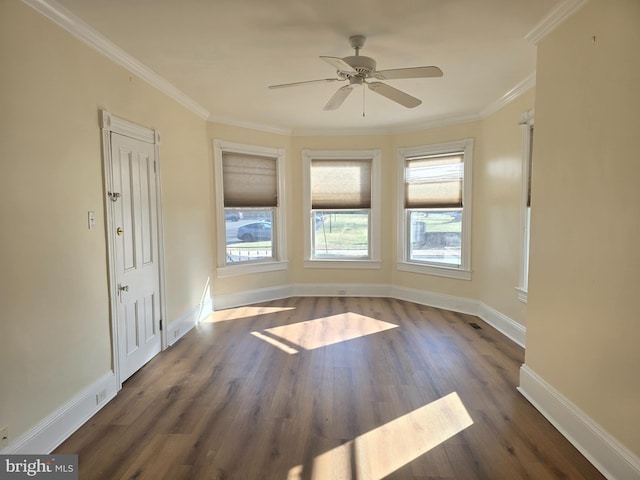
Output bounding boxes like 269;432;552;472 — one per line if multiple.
397;262;472;280
217;260;288;278
515;287;528;304
304;259;382;270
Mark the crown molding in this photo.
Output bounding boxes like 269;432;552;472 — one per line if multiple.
21;0;210;120
291;112;483;137
480;72;536;119
292;126;393;137
207;114;292;136
526;0;589;45
391;112;482;135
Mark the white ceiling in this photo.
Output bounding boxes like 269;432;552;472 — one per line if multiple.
52;0;562;134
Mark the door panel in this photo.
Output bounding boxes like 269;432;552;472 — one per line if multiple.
116;152;136;271
111;133;161;382
124;302;139;356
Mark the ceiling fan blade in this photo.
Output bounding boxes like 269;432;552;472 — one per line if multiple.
374;66;443;80
368;82;422;108
320;56;358;74
323;85;353;110
268;78;343;89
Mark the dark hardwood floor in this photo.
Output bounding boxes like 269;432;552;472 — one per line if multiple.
55;297;605;479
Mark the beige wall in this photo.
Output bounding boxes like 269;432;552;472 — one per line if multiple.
476;91;534;326
0;0;211;442
525;0;640;456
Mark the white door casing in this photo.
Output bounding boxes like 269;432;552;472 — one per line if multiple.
100;111;166;387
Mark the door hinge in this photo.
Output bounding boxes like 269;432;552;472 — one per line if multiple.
159;318;163;331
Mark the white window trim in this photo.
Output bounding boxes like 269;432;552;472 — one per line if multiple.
302;149;381;269
516;110;534;303
396;138;473;280
213;140;287;276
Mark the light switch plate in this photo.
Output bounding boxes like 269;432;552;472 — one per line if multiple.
88;211;96;230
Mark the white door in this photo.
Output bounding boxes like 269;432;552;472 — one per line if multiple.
110;132;162;382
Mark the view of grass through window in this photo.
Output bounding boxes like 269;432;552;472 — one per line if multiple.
409;210;462;266
313;211;369;259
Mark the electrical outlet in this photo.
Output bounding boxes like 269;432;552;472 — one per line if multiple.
1;426;9;448
95;389;107;405
337;289;347;296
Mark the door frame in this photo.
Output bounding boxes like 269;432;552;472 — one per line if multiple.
100;110;168;389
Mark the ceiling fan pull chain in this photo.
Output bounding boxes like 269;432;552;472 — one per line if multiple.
363;85;366;117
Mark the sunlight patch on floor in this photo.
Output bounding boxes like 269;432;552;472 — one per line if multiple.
200;306;296;323
288;392;473;480
252;312;398;354
250;331;300;354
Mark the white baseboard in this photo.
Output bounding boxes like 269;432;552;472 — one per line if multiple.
1;371;117;454
391;285;480;316
213;283;479;317
293;282;392;298
478;303;526;348
212;285;293;311
167;296;214;346
391;286;525;347
519;364;640;480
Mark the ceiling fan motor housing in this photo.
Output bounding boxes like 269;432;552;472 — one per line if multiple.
342;55;377;77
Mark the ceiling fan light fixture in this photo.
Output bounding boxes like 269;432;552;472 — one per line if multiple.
349;76;364;88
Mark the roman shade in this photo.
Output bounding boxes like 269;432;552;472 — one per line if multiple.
222;152;277;207
311;159;372;209
405;152;464;209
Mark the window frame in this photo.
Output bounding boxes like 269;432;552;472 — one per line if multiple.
396;139;473;280
213;140;287;276
302;149;381;269
517;110;534;302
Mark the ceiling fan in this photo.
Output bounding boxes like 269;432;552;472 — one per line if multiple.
268;35;443;111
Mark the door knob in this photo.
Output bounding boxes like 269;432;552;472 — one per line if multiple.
118;284;129;292
116;227;123;236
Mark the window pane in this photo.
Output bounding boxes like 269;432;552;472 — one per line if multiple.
527;125;534;207
225;209;273;263
409;209;462;266
523;206;531;290
312;210;369;259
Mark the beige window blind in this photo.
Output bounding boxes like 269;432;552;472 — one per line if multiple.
405;152;464;208
222;152;277;207
311;159;372;209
